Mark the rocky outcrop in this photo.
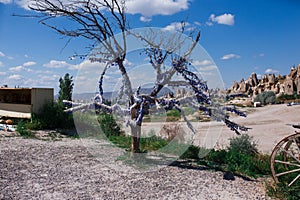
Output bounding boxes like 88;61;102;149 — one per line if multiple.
228;64;300;97
284;77;295;95
296;77;300;95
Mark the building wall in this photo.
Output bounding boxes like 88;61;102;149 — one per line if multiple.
0;87;54;118
31;88;54;114
0;102;32;113
0;88;31;104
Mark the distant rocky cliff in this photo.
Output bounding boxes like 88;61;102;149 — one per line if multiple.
228;64;300;97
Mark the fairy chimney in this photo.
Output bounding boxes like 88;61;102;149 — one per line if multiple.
284;77;295;95
296;77;300;95
239;79;247;93
268;74;275;85
252;73;259;86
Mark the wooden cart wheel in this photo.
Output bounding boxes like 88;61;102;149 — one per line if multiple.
270;132;300;186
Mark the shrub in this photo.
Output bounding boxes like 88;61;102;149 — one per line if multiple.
16;121;35;138
254;91;276;105
200;134;271;178
267;182;300;200
205;149;227;164
277;93;300;103
228;134;258;155
225;135;271;177
21;102;74;130
180;145;201;160
97;112;121;137
166;109;181;121
37;101;74;129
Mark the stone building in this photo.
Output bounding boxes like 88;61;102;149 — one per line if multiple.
0;87;54;118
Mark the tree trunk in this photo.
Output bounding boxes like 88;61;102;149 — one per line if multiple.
130;107;141;155
131;125;141;153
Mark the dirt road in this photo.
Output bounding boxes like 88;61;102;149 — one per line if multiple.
141;104;300;153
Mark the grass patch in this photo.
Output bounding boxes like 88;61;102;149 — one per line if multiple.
267;182;300;200
277;93;300;103
108;135;169;152
16;121;36;138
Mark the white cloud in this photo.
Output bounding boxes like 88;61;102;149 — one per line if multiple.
23;61;36;67
8;74;22;80
0;51;5;57
192;59;218;72
221;53;241;60
9;65;33;72
162;22;190;32
0;0;12;4
199;65;218;71
208;13;235;26
43;60;77;70
9;66;24;72
35;70;54;75
22;73;61;86
206;22;213;26
75;59;103;70
192;59;213;66
0;61;3;67
0;71;6;75
38;74;60;82
140;16;152;22
194;21;201;26
265;68;279;74
123;59;133;67
11;0;190;16
257;74;262;79
126;0;189;17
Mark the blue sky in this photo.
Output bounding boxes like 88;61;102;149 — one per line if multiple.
0;0;300;94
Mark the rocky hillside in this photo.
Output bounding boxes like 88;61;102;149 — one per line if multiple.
228;64;300;97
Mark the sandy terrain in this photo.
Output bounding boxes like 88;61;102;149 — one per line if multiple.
0;137;269;199
1;104;296;199
141;104;300;154
213;104;300;153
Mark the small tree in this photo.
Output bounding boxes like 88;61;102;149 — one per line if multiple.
254;91;276;105
58;73;74;102
28;0;249;156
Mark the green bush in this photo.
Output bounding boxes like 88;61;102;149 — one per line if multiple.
166;109;181;121
140;135;169;151
228;134;258;155
108;134;169;152
180;145;201;160
200;134;270;178
267;182;300;200
205;149;227;164
37;102;74;129
19;102;74;131
277;93;300;103
224;134;270;177
97;112;121;137
225;150;270;177
16;121;35;138
254;91;276;105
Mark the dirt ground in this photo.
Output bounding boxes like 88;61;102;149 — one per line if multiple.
141;104;300;154
1;104;296;199
217;104;300;153
0;138;269;199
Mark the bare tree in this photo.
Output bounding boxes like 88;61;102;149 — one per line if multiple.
29;0;133;98
27;0;249;155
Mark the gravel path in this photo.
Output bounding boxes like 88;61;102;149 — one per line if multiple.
0;136;271;199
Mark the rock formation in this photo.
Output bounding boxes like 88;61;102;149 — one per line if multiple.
228;64;300;97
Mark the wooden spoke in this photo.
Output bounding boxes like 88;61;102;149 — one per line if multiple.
270;132;300;186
